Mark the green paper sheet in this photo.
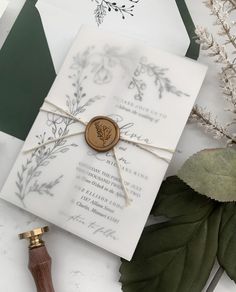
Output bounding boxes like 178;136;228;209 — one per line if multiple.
0;0;56;140
176;0;200;60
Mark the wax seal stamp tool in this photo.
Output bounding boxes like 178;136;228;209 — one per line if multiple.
19;226;55;292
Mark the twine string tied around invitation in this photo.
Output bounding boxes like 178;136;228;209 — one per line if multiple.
23;99;175;206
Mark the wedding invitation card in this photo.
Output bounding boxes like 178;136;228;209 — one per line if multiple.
36;0;190;72
1;26;207;260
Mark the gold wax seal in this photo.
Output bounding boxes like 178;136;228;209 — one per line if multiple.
85;116;120;152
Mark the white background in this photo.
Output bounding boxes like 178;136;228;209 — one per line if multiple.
0;1;235;291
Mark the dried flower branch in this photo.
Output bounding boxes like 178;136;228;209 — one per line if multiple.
224;0;236;11
192;0;236;145
190;105;236;144
204;0;236;47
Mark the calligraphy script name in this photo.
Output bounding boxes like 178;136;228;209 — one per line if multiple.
109;114;151;144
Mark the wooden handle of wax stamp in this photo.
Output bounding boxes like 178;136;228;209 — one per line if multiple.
19;226;55;292
28;245;55;292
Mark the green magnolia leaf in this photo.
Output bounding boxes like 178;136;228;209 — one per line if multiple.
120;177;222;292
178;148;236;202
218;203;236;281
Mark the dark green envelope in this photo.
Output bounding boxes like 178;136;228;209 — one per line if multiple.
0;0;56;140
0;0;199;141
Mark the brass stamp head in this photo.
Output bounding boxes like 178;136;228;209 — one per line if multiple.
85;116;120;152
19;226;49;249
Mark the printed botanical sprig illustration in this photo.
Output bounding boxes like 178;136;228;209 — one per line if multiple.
15;119;76;206
91;0;140;25
193;0;236;145
128;57;189;101
90;45;132;84
15;47;104;205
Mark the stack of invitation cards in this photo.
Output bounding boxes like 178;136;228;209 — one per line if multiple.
1;26;207;260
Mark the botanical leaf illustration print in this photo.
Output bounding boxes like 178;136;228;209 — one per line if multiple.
15;120;76;207
91;45;132;84
15;47;105;206
92;0;140;25
129;57;189;101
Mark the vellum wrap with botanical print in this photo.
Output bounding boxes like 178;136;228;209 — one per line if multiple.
0;26;207;260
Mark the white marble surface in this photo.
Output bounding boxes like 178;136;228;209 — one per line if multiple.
0;1;235;291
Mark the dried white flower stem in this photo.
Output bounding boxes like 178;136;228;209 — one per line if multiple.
191;105;236;144
227;0;236;7
193;0;236;145
205;0;236;49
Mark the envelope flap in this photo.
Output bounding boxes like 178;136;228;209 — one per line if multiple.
36;0;199;73
0;0;56;140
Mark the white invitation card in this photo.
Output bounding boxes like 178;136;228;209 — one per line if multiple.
36;0;190;72
1;26;207;260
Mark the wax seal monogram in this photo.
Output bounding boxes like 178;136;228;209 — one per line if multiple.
85;116;120;152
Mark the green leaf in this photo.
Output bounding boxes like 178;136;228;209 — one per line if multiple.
218;203;236;281
151;176;213;219
178;148;236;202
120;177;222;292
